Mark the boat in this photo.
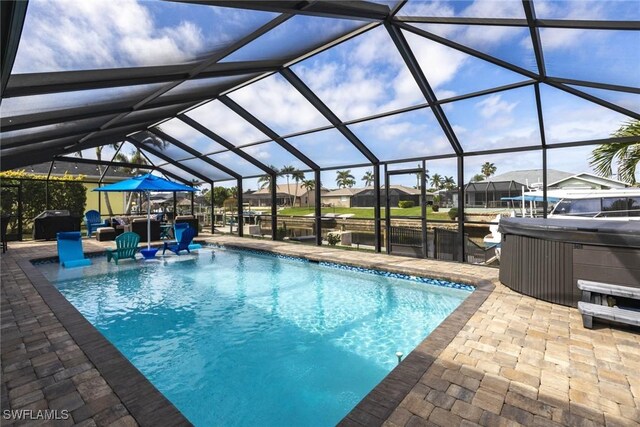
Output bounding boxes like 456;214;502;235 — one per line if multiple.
547;189;640;220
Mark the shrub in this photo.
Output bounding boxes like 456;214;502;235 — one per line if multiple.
398;200;415;209
448;207;458;220
0;170;87;234
327;233;341;246
275;227;287;240
432;205;440;212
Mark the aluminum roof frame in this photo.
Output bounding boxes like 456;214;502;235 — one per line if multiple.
0;0;28;97
1;0;638;183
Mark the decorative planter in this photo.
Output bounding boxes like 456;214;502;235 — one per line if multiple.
140;248;159;260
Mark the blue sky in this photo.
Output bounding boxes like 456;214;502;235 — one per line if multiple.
7;0;640;188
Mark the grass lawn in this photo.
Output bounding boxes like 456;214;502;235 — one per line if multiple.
274;206;451;220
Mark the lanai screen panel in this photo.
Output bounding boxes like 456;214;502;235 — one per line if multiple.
12;0;279;72
207;152;264;178
154;162;207;184
1;115;119;147
156;118;226;156
240;141;309;172
565;87;640;115
398;0;526;19
403;29;530;100
290;26;427;122
348;107;454;161
178;158;233;181
69;144;120;162
409;23;538;73
540;29;640;88
0;83;167;117
131;131;197;161
222;14;368;62
540;85;635;145
535;0;640;21
444;85;542;151
149;74;260;107
185;100;270;147
228;73;332;136
286;128;370;168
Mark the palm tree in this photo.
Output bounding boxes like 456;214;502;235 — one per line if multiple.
75;142;121;216
280;165;296;206
481;162;497;178
471;173;485;182
336;170;355;188
443;176;456;191
113;147;152;214
415;164;429;189
362;171;374;187
291;169;305;207
430;173;443;190
302;179;315;208
590;119;640;185
258;165;279;194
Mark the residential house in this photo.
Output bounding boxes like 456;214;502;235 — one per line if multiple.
322;186;433;208
464;169;630;208
243;183;325;207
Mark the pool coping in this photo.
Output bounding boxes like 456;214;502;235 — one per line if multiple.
14;258;192;427
21;240;494;427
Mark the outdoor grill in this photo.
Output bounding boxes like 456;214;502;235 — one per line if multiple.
33;210;81;240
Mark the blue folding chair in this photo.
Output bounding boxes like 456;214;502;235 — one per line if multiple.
85;210;108;236
163;227;197;255
57;232;91;268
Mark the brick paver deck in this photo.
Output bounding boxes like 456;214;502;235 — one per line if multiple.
2;235;639;426
1;239;188;427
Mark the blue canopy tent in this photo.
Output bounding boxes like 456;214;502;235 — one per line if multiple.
94;174;196;251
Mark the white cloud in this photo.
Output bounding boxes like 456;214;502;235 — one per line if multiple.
292;26;427;121
398;1;455;17
404;31;468;93
400;0;524;19
186;100;268;146
461;0;525;19
242;144;271;162
535;0;607;20
476;94;518;121
14;0;211;72
229;74;330;134
545;106;626;143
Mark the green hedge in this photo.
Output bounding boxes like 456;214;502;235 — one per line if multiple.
0;170;87;234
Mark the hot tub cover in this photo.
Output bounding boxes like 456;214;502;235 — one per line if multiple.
498;217;640;248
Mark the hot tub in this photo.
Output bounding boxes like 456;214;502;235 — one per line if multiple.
498;218;640;307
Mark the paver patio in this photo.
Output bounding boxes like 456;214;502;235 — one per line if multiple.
1;235;639;426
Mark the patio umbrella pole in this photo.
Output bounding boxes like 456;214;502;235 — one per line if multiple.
146;190;151;250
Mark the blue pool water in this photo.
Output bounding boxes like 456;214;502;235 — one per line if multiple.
38;248;471;426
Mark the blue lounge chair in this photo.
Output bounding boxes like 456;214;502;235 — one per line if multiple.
163;227;197;255
106;232;140;265
174;222;201;250
57;232;91;268
85;210;108;236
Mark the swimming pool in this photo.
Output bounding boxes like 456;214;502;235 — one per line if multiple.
38;247;472;426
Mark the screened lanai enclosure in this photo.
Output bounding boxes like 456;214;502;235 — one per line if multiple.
1;0;638;263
